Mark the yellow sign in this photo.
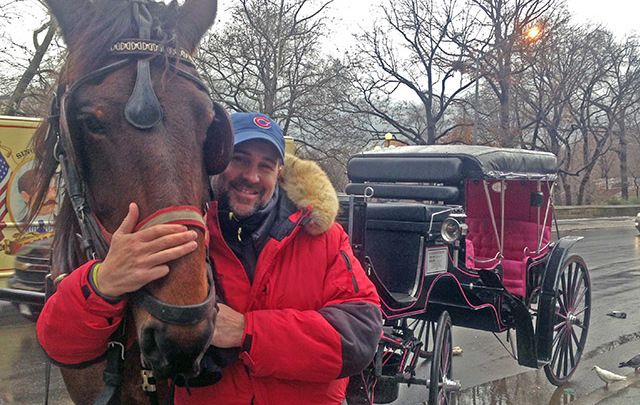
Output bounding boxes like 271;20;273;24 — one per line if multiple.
0;116;54;284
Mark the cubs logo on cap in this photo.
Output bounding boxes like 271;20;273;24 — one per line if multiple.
254;116;271;129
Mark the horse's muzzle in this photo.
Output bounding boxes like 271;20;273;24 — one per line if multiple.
139;320;213;379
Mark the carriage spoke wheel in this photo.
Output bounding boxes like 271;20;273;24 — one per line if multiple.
429;311;455;405
406;318;432;359
543;255;591;386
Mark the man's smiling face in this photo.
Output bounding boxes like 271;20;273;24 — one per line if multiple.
214;139;282;218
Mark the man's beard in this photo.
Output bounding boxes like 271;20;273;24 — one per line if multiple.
214;178;265;219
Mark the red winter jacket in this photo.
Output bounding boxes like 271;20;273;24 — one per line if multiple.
37;155;382;405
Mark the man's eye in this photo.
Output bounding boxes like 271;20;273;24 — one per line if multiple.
77;114;107;135
259;163;276;172
232;155;249;165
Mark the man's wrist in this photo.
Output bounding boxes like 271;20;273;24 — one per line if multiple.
88;263;123;303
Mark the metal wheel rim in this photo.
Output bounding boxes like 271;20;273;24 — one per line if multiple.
430;312;453;405
545;257;591;383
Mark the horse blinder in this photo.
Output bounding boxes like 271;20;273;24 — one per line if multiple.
204;102;234;175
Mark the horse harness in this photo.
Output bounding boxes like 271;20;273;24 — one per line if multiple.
45;1;217;404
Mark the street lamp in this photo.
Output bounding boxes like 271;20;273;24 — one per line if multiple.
524;22;544;42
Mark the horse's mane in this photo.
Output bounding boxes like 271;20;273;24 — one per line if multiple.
28;0;181;274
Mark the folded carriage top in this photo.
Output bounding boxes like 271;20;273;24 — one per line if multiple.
347;145;558;182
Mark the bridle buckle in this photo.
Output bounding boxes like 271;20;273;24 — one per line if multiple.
141;369;157;392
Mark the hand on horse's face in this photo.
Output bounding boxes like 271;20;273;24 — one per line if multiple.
97;203;199;297
212;304;245;348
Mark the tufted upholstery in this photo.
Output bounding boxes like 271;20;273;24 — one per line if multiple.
465;218;550;297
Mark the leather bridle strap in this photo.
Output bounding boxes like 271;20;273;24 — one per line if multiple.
125;206;216;326
135;206;207;235
131;261;216;325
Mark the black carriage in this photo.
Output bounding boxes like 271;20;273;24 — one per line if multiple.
340;145;591;404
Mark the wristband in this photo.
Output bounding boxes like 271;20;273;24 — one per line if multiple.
91;263;102;290
88;262;122;303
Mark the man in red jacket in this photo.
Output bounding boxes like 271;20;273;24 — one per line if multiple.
37;111;382;405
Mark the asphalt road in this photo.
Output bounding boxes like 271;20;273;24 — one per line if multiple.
1;218;640;404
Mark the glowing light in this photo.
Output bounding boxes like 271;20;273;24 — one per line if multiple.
526;24;543;41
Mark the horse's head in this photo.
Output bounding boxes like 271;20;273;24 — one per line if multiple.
33;0;231;378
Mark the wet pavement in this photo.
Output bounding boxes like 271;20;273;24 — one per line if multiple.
1;217;640;404
0;302;70;404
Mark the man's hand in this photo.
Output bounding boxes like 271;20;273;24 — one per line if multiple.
96;202;199;297
212;304;245;348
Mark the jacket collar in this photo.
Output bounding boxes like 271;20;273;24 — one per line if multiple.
279;154;338;235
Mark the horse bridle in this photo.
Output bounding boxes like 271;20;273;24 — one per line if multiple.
42;2;221;403
48;0;216;327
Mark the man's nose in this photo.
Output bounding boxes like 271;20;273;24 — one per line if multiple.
241;164;260;183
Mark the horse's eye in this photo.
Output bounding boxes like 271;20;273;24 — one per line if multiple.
77;113;107;135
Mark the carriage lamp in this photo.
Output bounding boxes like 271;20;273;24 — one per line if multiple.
441;217;467;244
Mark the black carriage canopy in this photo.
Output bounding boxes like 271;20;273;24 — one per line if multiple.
347;145;558;184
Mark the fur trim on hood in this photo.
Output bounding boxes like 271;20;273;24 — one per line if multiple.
280;154;338;235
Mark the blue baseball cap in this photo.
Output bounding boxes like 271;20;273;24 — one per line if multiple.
231;112;285;160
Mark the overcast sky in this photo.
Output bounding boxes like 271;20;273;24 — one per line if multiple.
320;0;639;51
3;0;639;57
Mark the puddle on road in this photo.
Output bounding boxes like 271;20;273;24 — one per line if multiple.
454;332;640;405
598;379;640;405
582;332;640;361
454;370;576;405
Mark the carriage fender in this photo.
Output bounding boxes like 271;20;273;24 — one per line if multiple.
536;235;583;362
539;236;584;297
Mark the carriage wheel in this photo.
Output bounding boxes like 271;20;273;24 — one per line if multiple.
406;318;432;359
543;255;591;386
429;311;453;405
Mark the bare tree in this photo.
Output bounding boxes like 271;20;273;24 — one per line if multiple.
197;0;364;185
597;152;614;191
604;37;640;200
466;0;566;147
346;0;475;145
514;24;611;204
0;0;61;116
566;29;619;205
2;18;56;115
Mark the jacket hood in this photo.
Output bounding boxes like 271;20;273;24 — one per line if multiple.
280;154;338;235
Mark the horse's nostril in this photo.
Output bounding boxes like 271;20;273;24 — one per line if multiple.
139;322;211;378
140;324;169;367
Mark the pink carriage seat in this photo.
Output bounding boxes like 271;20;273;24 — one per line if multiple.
465;218;551;297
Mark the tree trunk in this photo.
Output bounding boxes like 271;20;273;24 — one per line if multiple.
577;167;594;205
497;61;515;148
618;116;629;200
2;21;56;116
427;122;436;145
559;173;573;205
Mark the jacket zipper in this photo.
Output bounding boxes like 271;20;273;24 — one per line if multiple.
340;250;359;293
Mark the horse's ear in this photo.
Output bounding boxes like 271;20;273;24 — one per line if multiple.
45;0;89;44
177;0;218;52
204;103;234;175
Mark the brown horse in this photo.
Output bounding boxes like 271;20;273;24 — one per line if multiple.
29;0;231;403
